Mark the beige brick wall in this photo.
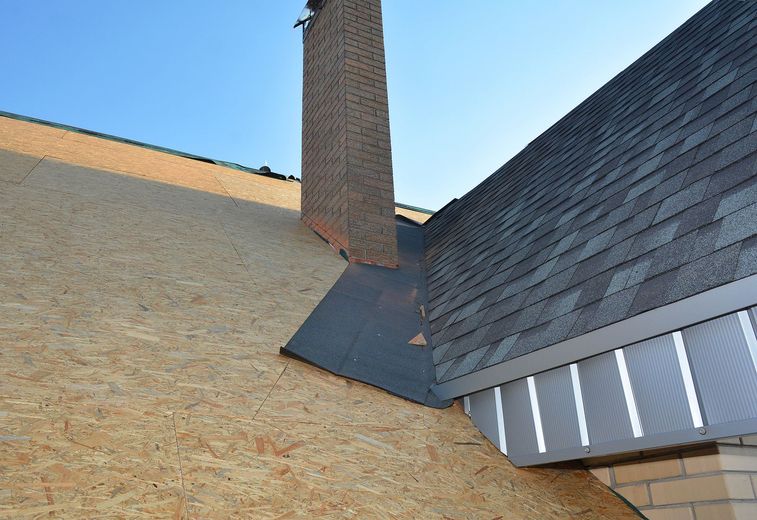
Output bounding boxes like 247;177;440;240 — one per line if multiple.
301;0;398;267
586;437;757;519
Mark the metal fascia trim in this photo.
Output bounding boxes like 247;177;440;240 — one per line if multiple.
432;275;757;400
615;349;643;438
494;386;507;455
509;418;757;467
569;363;590;446
737;310;757;376
527;376;547;453
672;331;704;428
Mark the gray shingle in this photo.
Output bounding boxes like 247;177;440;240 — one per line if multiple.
680;123;713;153
432;342;452;364
646;232;697;278
424;1;757;381
547;230;579;259
579;227;616;261
539;289;582;323
625;170;664;203
735;236;757;279
627;220;680;260
628;270;679;316
626;255;653;286
714;176;757;219
483;334;520;368
435;359;455;382
605;266;632;296
653;177;709;224
448;348;489;381
715;202;757;249
588;286;640;330
669;243;741;301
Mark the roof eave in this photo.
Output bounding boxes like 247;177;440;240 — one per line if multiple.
432;273;757;400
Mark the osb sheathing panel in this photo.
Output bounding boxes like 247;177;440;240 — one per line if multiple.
0;117;637;518
395;206;433;224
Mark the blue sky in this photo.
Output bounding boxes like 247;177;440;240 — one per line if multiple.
0;1;710;210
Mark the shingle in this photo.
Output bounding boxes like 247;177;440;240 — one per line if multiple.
575;270;614;308
473;343;502;371
578;227;616;261
626;219;680;259
483;291;528;324
481;311;521;346
568;300;601;338
547;230;579;259
538;289;582;323
424;2;757;379
633;154;664;181
704;68;739;99
672;195;721;239
627;269;679;316
603;236;635;268
642;170;688;209
448;347;489;380
624;170;664;202
570;248;613;286
440;324;492;363
432;342;452;365
625;254;654;286
605;266;633;296
522;265;579;307
716;129;757;170
735;235;757;279
707;151;757;198
435;359;455;382
530;256;559;285
710;101;756;137
714;175;757;219
587;286;640;330
692;220;723;259
483;334;520;368
669;243;741;301
680;123;713;153
609;205;659;247
513;300;548;333
653;129;682;155
653;177;710;224
715;202;757;249
647;231;699;278
455;297;485;323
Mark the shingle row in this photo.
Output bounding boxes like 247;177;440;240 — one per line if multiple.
425;1;757;383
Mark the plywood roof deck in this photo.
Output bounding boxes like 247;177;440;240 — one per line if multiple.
0;116;636;518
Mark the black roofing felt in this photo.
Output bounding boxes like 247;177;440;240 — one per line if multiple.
424;0;757;385
282;219;452;408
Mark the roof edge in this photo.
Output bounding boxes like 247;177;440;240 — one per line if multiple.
432;273;757;400
0;110;295;182
394;201;434;215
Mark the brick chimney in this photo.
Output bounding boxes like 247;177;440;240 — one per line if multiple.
298;0;399;268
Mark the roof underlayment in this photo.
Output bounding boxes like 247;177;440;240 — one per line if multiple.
426;0;757;390
0;114;639;517
282;218;451;408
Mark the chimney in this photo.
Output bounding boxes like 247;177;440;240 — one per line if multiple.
298;0;399;268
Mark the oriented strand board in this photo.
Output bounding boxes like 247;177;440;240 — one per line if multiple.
0;116;637;518
395;206;433;224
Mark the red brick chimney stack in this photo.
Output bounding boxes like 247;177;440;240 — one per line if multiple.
299;0;399;268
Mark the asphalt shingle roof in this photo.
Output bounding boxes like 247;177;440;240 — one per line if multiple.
424;0;757;384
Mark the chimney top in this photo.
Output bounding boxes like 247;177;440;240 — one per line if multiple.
299;0;398;268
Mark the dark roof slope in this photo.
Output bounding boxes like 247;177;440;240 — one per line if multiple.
425;0;757;384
